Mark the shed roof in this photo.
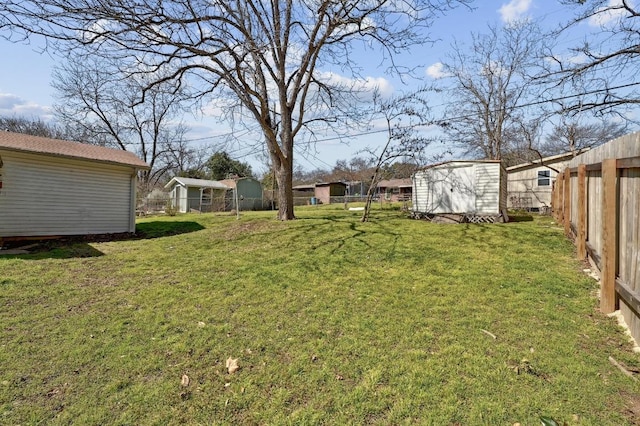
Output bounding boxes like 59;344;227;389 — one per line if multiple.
506;149;590;172
413;160;503;175
164;176;230;190
315;181;347;187
292;184;316;190
377;178;412;188
0;131;149;169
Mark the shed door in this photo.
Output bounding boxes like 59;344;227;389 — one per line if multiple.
445;165;476;213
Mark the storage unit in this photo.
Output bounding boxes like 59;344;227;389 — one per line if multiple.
164;177;230;213
0;131;149;239
412;160;507;222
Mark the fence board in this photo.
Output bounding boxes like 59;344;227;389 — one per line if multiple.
577;165;587;260
564;168;571;236
601;159;617;314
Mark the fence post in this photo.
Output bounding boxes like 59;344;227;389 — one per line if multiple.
576;164;587;260
563;167;571;236
554;171;563;222
601;158;618;314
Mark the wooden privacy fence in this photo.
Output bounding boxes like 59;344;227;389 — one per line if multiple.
552;150;640;344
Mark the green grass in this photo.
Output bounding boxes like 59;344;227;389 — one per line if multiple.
1;205;639;425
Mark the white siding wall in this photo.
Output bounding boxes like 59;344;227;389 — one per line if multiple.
413;162;502;214
507;164;566;209
0;150;136;237
474;163;501;214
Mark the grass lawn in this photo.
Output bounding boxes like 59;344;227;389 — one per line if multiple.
1;205;640;425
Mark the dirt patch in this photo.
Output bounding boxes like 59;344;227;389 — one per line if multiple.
0;233;134;253
222;220;282;241
622;391;640;424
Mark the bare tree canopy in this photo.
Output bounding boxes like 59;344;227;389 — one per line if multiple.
0;116;66;139
53;54;190;189
550;0;640;115
438;21;545;160
359;89;434;222
542;118;628;156
0;0;470;219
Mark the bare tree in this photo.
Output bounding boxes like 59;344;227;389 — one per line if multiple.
0;116;66;139
160;139;213;181
0;0;470;220
541;117;628;156
52;54;189;191
360;90;434;222
438;21;545;160
548;0;640;115
500;114;548;167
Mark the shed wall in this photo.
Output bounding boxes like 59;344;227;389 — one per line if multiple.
0;150;135;237
474;163;501;214
413;162;502;215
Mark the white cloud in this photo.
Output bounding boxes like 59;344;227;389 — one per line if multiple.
543;52;589;67
0;93;53;121
425;62;449;79
588;0;633;27
498;0;533;23
317;72;394;100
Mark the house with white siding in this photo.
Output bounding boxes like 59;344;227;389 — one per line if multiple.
0;131;149;240
411;160;508;223
506;150;587;211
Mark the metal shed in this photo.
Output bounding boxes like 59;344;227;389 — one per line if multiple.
219;177;265;211
0;131;149;240
411;160;508;223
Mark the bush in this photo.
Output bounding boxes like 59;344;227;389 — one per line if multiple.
165;200;178;216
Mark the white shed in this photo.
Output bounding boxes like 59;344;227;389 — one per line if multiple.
0;131;149;240
412;160;508;222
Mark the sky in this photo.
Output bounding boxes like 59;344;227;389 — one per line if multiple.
0;0;623;174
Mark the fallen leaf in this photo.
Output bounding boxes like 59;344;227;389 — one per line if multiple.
226;357;239;374
181;374;190;387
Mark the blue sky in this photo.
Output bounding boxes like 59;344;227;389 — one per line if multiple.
0;1;616;173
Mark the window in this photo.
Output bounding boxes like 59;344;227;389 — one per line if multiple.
537;170;550;187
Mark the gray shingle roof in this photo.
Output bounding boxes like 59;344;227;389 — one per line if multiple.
0;131;149;169
164;176;230;190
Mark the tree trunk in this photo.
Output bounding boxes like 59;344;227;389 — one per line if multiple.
274;165;294;220
273;157;295;220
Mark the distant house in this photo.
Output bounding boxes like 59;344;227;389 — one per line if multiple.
377;178;412;202
292;182;347;205
0;131;149;240
412;160;507;222
219;177;265;211
292;184;317;205
314;182;347;204
506;150;587;211
164;177;229;213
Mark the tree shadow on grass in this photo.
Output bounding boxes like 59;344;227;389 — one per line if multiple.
507;214;534;222
135;220;205;239
0;221;205;260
